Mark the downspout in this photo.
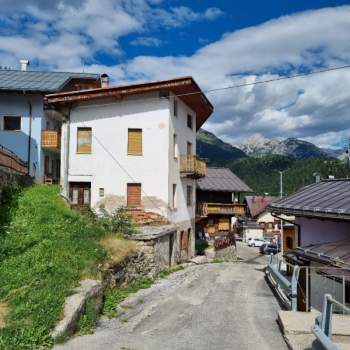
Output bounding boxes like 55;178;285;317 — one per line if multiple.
59;106;71;201
27;100;32;177
271;212;301;248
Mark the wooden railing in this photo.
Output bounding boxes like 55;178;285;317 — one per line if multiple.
41;130;61;150
0;145;28;175
197;202;246;217
179;155;206;178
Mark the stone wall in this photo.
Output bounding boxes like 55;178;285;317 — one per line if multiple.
0;167;32;189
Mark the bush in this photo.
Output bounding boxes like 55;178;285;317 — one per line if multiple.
195;239;209;255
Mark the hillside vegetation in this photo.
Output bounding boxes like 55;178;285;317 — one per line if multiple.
228;156;350;196
0;185;134;349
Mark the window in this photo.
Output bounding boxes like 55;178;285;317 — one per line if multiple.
187;142;192;156
3;116;21;131
187;114;193;129
174;100;178;117
173;134;178;158
186;185;193;206
128;128;142;155
99;188;105;197
127;183;141;207
172;184;177;209
72;187;79;205
77;127;92;153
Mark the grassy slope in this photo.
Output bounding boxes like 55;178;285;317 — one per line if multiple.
0;185;124;349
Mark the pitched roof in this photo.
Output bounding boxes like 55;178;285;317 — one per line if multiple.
245;195;278;218
269;179;350;220
197;167;252;192
0;70;100;93
46;76;213;129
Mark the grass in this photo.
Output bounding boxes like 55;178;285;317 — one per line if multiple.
102;265;185;319
99;236;137;265
0;185;133;350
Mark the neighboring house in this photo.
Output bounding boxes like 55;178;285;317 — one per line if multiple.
269;179;350;311
243;195;280;242
0;61;101;182
46;76;213;261
196;167;252;240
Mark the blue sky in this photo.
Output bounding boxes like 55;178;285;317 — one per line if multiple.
1;0;350;148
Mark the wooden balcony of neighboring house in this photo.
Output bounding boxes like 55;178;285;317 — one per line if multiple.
197;202;246;217
41;130;61;151
179;155;206;178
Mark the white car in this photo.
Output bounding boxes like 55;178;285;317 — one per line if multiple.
248;238;267;247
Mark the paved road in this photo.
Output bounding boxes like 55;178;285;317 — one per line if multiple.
55;243;287;350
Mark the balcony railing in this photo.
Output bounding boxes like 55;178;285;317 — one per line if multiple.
41;131;61;150
179;155;206;178
197;202;246;217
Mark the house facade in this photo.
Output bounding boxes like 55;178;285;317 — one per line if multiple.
46;76;213;261
196;167;252;243
0;63;101;182
269;179;350;311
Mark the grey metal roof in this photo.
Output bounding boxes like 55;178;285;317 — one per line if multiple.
197;167;253;192
269;179;350;220
0;70;100;93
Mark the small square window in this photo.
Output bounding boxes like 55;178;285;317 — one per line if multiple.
172;184;177;209
187;114;193;129
4;116;21;131
99;188;104;197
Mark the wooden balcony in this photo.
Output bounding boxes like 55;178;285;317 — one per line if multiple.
41;131;61;150
179;155;206;178
197;202;246;217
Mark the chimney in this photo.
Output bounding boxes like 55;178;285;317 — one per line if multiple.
20;59;29;71
313;172;321;183
101;73;109;88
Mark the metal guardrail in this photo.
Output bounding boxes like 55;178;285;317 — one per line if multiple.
312;294;350;350
266;255;300;311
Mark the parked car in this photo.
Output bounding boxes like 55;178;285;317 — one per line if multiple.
248;238;267;247
260;243;280;255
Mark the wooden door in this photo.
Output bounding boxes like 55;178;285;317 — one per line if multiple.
127;183;141;207
69;182;91;207
44;155;50;175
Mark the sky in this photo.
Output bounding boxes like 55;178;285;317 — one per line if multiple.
1;0;350;149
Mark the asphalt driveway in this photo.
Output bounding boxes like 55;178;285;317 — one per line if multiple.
55;242;287;350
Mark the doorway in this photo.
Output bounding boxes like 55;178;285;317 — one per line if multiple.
69;182;91;207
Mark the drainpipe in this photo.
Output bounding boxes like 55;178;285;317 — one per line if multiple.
271;212;301;249
59;107;71;200
27;100;32;177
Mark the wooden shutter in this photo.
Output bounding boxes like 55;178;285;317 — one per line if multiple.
218;218;230;231
77;127;92;153
128;129;142;155
186;185;193;206
127;183;141;207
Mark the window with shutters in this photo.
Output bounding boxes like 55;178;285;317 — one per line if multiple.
186;185;193;206
174;100;178;117
127;183;141;207
77;127;92;153
128;128;142;155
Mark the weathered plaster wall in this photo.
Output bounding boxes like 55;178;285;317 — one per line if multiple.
297;217;350;246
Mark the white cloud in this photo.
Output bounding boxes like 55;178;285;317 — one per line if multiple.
1;3;350;148
130;36;163;47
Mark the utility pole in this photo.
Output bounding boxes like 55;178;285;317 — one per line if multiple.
278;170;284;256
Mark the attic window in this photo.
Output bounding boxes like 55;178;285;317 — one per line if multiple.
187;114;193;129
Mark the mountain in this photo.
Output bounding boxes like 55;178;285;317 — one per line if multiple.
196;130;349;196
237;133;332;160
196;129;246;164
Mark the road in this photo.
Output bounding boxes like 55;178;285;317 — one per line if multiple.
55;242;287;350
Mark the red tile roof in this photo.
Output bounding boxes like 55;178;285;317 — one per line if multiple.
245;195;279;218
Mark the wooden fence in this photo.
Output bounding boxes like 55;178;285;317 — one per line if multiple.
0;145;28;175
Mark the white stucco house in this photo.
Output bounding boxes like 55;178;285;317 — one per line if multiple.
0;61;101;182
46;76;213;261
